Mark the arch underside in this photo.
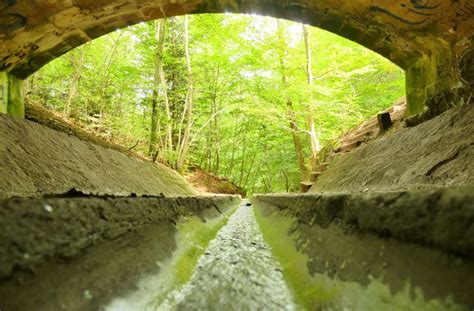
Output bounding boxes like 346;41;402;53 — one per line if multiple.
0;0;473;115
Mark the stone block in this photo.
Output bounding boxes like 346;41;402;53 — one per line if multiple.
0;72;7;114
0;71;24;118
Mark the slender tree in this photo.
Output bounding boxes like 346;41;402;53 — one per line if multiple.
303;24;321;171
176;16;194;170
149;19;172;158
64;49;84;116
277;20;308;180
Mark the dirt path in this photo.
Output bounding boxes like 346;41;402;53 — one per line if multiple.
160;200;296;310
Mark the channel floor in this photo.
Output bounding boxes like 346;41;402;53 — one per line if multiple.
160;200;296;310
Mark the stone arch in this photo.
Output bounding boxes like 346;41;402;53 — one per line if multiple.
0;0;473;117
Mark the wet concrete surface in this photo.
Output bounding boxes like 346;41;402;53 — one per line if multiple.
0;195;239;280
160;200;296;310
255;187;474;258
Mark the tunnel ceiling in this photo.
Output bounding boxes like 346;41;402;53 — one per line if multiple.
0;0;473;80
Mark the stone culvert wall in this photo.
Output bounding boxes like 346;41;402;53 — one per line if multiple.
0;0;473;117
253;187;474;308
0;195;240;311
0;195;239;280
315;102;474;193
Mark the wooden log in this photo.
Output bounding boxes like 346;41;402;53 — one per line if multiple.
319;162;330;171
336;141;361;153
300;182;313;193
377;112;392;132
310;172;321;182
342;124;378;142
343;131;372;145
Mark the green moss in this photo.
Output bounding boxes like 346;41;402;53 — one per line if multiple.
253;203;466;311
0;72;25;118
7;75;25;118
147;206;238;308
173;214;232;285
253;204;342;310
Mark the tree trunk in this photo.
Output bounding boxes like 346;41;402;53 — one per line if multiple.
149;19;171;158
64;49;84;117
149;96;159;157
226;117;239;178
277;20;308;180
303;24;321;171
287;99;308;178
238;123;248;187
176;16;194;170
211;67;221;174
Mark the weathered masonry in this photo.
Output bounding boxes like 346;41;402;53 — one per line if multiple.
0;0;473;118
0;72;23;117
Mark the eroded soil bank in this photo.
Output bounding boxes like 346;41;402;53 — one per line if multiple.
253;187;474;309
0;195;240;311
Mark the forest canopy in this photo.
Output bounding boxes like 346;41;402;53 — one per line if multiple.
27;14;405;194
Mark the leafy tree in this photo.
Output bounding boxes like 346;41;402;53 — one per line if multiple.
28;14;405;194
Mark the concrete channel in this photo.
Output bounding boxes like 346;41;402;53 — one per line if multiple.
0;195;240;310
1;96;473;310
1;188;473;310
156;200;296;310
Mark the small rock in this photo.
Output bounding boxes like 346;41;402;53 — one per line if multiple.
43;204;53;213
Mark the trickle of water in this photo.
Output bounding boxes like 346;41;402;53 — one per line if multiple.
160;200;297;310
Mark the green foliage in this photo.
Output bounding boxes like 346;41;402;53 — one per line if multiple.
29;14;405;194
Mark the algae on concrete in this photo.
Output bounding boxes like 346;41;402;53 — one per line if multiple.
172;208;238;286
105;202;239;311
253;201;341;310
253;201;467;311
0;72;24;118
